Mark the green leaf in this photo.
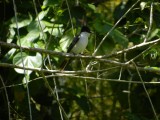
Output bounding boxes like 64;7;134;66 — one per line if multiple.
59;29;75;52
27;21;45;32
88;4;96;11
140;2;147;10
43;0;60;7
45;27;64;37
17;30;40;47
42;22;64;37
94;22;128;47
13;52;42;75
148;29;160;40
3;48;17;61
36;8;49;21
41;21;53;27
7;28;15;43
111;28;128;48
10;14;32;28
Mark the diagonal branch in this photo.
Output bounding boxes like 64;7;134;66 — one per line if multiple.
102;38;160;58
93;0;141;55
132;61;158;120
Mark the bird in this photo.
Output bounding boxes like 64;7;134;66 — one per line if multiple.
60;26;91;70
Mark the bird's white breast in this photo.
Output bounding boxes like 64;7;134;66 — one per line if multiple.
71;32;90;54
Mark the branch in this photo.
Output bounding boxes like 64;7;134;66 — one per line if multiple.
132;61;158;120
93;0;141;55
102;38;160;58
0;41;69;57
0;41;103;59
1;39;160;60
1;62;160;74
1;72;160;90
143;2;153;43
0;75;11;120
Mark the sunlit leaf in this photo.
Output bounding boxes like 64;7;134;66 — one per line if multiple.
17;30;40;47
27;21;45;32
88;4;96;11
43;0;60;7
45;27;64;37
3;48;17;60
148;29;160;40
140;2;147;10
10;14;32;28
36;8;49;21
59;29;75;52
13;52;42;75
7;28;15;43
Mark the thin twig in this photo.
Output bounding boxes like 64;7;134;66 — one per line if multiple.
32;0;64;116
118;67;123;80
1;73;160;90
132;61;158;120
126;43;157;64
47;54;64;120
0;75;10;120
28;74;160;85
1;60;160;74
12;0;32;119
143;2;153;43
40;72;69;120
65;0;75;36
93;0;141;56
102;38;160;58
127;69;133;113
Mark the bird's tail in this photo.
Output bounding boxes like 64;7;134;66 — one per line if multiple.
60;58;72;71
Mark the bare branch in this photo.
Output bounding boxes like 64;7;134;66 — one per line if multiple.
93;0;141;55
102;38;160;58
143;2;154;43
1;73;160;90
0;75;11;120
1;38;160;60
1;62;160;74
132;61;158;120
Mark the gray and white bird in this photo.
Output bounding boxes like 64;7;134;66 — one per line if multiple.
60;26;91;70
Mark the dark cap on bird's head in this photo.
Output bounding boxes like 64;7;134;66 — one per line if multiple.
81;26;91;33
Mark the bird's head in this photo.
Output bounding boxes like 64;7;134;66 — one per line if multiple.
81;26;91;33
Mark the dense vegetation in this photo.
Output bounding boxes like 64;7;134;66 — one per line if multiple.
1;0;160;120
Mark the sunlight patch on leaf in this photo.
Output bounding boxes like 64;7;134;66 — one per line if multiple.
36;8;49;21
13;52;42;75
27;21;46;32
7;28;15;43
46;27;64;37
43;0;60;7
4;48;17;60
88;4;96;11
17;30;40;47
59;31;74;52
140;2;147;10
10;14;32;28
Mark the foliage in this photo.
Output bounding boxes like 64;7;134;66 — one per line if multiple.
1;0;160;120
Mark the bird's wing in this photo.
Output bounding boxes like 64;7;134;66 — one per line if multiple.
67;35;80;53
